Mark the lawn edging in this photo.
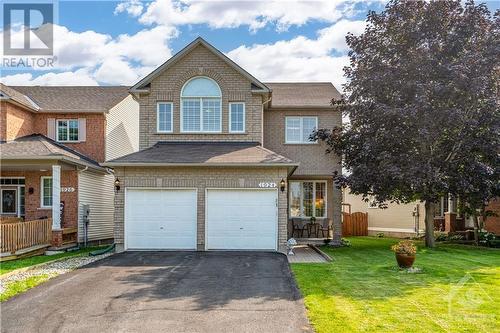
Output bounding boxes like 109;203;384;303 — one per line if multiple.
309;244;333;262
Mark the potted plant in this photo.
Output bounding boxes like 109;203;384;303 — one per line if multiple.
391;240;417;268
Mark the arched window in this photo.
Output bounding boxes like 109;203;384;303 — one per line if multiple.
181;77;222;132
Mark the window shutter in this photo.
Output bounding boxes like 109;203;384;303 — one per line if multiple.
78;118;86;142
47;118;56;140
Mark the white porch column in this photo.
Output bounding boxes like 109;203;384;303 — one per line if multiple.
52;165;61;230
447;194;454;213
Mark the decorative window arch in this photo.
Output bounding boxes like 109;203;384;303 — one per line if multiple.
181;76;222;132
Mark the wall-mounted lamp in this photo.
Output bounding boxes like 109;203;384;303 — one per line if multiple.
114;178;121;191
280;178;286;192
28;187;34;195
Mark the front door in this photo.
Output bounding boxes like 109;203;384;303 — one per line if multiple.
1;188;17;214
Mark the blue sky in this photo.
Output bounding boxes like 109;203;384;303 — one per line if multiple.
1;0;498;89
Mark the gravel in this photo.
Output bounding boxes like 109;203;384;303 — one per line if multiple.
0;253;112;294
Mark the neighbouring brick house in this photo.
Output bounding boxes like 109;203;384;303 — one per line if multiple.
104;38;342;253
0;84;139;248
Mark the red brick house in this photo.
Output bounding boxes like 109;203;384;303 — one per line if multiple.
0;84;139;248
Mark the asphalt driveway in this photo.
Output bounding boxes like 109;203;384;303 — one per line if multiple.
1;251;311;333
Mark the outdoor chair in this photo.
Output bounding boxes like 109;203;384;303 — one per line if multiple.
291;218;308;238
318;218;333;238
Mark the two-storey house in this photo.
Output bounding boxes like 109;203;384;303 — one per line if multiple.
104;38;342;253
0;84;139;249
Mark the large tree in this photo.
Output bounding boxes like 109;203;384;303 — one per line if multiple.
315;0;499;247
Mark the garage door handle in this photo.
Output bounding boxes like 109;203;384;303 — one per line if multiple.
160;227;164;230
239;227;243;230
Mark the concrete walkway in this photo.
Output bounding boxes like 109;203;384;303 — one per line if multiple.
287;245;328;263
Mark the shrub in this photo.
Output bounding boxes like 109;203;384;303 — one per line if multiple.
340;238;351;247
434;231;448;242
391;240;417;255
376;232;384;238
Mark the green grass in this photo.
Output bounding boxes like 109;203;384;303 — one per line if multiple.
0;246;105;275
0;274;52;302
291;237;500;333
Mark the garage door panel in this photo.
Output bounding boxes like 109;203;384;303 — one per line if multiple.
126;189;197;250
207;189;277;250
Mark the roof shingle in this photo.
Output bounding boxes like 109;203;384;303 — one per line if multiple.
265;82;341;108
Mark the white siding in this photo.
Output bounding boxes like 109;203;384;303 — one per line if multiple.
105;94;139;161
78;171;115;242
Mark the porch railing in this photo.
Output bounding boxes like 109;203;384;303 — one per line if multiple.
1;218;52;254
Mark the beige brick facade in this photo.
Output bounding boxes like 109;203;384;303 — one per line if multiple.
113;167;289;252
137;44;264;149
0;102;35;141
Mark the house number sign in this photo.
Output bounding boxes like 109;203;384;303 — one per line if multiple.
258;182;277;188
61;187;75;192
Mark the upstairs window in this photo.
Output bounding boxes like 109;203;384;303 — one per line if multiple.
157;102;173;133
229;102;245;133
181;77;222;132
57;119;79;142
285;116;318;144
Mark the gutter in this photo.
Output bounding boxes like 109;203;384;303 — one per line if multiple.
1;155;107;173
102;161;299;168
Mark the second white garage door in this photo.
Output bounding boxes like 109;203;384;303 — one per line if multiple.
125;189;197;250
206;189;278;250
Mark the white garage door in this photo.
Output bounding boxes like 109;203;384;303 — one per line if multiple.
206;189;278;250
125;189;197;250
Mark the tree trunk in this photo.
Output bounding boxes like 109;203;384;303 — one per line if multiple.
473;214;480;246
424;200;435;248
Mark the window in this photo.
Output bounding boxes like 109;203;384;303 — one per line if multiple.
157;102;173;133
41;177;52;208
289;181;327;218
285;117;318;143
181;77;222;132
57;120;79;142
229;102;245;133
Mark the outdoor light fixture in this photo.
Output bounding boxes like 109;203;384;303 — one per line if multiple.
114;178;121;191
28;187;34;195
280;178;286;192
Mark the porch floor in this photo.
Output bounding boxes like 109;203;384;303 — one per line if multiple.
287;245;328;263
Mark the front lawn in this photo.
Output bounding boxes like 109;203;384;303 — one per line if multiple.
0;246;105;275
291;237;500;333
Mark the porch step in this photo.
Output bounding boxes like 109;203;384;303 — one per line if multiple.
0;244;50;262
48;242;78;251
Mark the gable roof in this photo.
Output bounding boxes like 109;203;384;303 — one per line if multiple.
0;134;106;172
130;37;270;93
0;83;40;111
9;86;130;113
104;141;297;168
264;82;341;108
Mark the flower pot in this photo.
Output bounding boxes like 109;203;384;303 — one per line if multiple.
395;253;415;268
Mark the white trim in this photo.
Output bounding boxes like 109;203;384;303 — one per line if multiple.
285;116;318;144
289;180;327;218
40;176;52;208
368;227;422;233
229;102;246;133
124;187;198;251
1;188;18;215
56;119;80;142
156;102;174;133
205;188;279;251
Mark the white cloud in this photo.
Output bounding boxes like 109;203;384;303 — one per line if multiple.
1;69;98;86
114;0;144;17
226;19;365;90
130;0;356;32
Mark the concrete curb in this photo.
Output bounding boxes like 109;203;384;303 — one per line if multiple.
308;244;333;262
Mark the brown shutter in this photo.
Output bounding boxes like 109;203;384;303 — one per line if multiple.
78;118;86;142
47;118;56;139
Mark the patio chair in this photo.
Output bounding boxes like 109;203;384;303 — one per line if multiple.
318;218;333;238
291;218;308;238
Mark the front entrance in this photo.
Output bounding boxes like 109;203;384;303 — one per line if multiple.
206;189;278;250
0;178;25;217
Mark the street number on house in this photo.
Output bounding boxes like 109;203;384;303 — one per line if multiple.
258;182;277;188
61;187;75;192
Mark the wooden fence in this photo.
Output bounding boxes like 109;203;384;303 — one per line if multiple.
342;212;368;236
1;218;52;254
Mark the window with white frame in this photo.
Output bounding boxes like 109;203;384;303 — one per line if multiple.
181;77;222;132
157;102;173;133
57;119;79;142
41;177;52;208
289;181;327;218
285;116;318;143
229;102;245;133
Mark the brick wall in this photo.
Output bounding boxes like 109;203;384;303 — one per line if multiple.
113;166;289;252
0;170;78;228
138;44;264;149
0;102;35;141
34;113;106;162
484;198;500;235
